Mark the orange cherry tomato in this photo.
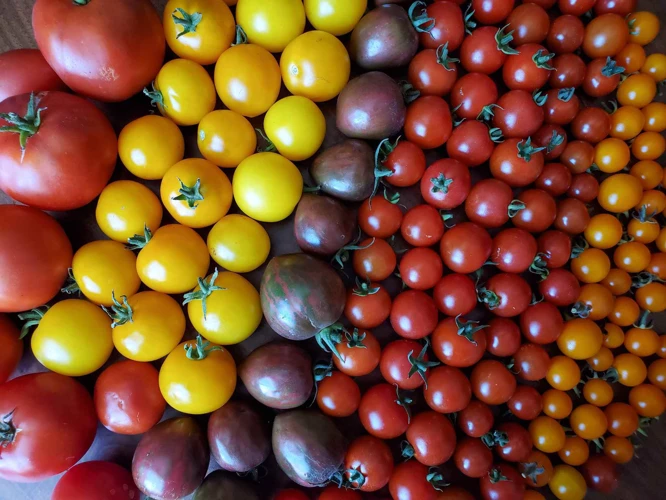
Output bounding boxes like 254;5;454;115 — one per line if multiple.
603;323;625;349
557;318;603;360
609;105;644;140
570;404;608;440
627;217;660;244
582;378;614;407
604;435;634;464
594;138;630;173
628;11;660;46
636;282;666;313
575;283;614;320
542;389;573;420
624;325;659;357
629;383;666;417
637;189;666;214
656;227;666;252
613;353;647;387
557;436;589;466
608;296;640;326
571;248;610;283
529;415;566;453
647;253;666;280
648;358;666;390
617;73;657;108
641;53;666;81
598;174;643;213
605;402;639;437
632;131;666;161
601;268;632;296
630;160;663;189
586;346;614;372
547;356;581;391
642;102;666;132
616;43;646;74
613;242;651;273
584;214;623;250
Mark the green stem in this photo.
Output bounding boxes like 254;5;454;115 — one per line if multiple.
0;410;18;447
436;42;459;70
60;268;81;296
517;137;545;161
495;25;519;55
232;25;248;46
0;93;45;150
256;128;277;153
352;277;380;297
394;385;414;424
101;291;134;328
407;338;440;388
72;0;91;5
182;268;226;320
184;335;223;360
172;8;202;38
454;315;489;344
431;173;453;193
427;467;450;491
520;462;546;485
508;200;526;218
126;225;152;250
331;233;374;269
143;83;165;109
315;323;347;361
408;1;435;34
18;306;50;339
172;178;204;208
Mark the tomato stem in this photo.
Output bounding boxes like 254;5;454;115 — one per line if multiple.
101;292;134;328
0;410;18;447
143;82;165;109
426;467;450;491
408;1;435;34
0;93;45;151
516;137;545;161
401;440;416;459
532;49;555;70
477;287;500;309
352;277;380;297
454;315;488;344
507;200;526;218
495;25;519;55
532;89;547;106
126;224;153;251
370;137;400;207
601;56;625;77
17;306;50;339
546;130;565;153
430;173;453;194
394;385;414;424
482;430;509;448
520;462;545;484
477;103;502;122
488;467;509;483
407;338;440;388
255;128;277;153
435;42;459;70
184;335;223;360
315;323;347;361
570;301;591;319
182;268;226;320
557;87;576;102
60;268;81;296
634;309;654;328
232;25;248;46
310;359;333;405
463;4;476;35
72;0;91;5
172;177;204;208
331;233;374;269
172;8;202;39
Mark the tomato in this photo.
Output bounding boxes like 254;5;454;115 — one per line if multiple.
583;57;623;98
543;90;580;129
490;228;537;273
334;329;381;377
489;422;533;463
583;14;629;59
94;360;165;435
609;105;645;142
380;339;436;390
0;49;65;102
561;140;595;173
628;11;660;46
345;281;391;329
514;343;550;381
631;160;663;189
420;158;470;209
554;198;590;235
572;107;611;143
507;3;549;45
617;73;657;108
570;404;608;440
520;302;563;345
344;435;393;492
281;30;350;102
0;315;22;383
513;189;558;233
459;26;510;75
630;383;666;417
0;206;72;313
558;436;589;466
625;325;659;357
608;296;640;326
521;450;553;488
359;383;410;439
508;385;543;420
479;273;531;318
447;120;497;167
275;489;309;500
164;0;234;65
558;0;595;15
550;55;586;88
549;465;587;500
571;248;610;284
450;72;498;120
454;438;493;478
584;214;623;249
604;436;634;464
405;411;457;466
409;46;459;96
208;214;270;273
617;43;647;73
576;284;614;321
490;138;545;187
0;373;96;482
52;461;139;500
305;0;366;36
613;353;647;387
238;0;305;52
486;317;522;357
458;400;494;438
401;205;444;247
537;230;571;268
353;238;396;281
432;316;487;368
567;173;599;203
391;289;438;339
547;15;584;54
424;365;472;413
317;370;361;418
614;241;651;273
632;131;666;161
465;179;520;228
546;355;580;391
415;1;465;51
649;358;666;390
642;53;666;82
532;124;566;162
598;173;643;213
480;464;525;500
529;416;566;453
543;389;573;419
604;323;626;349
385;140;427;186
504;43;554;91
33;0;164;102
642;101;666;132
405;95;453;149
605;402;639;438
658;227;666;252
471;360;516;405
595;0;637;15
539;269;580;307
196;112;255;169
389;460;440;500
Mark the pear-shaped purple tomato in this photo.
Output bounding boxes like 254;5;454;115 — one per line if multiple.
310;139;375;201
294;194;355;255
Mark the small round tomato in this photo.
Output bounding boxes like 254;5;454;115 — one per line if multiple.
598;173;643;213
215;44;281;117
0;315;22;383
454;438;493;478
478;273;532;318
554;198;590;235
617;73;657;108
547;15;584;54
432;316;487;368
520;450;553;488
208;214;270;273
118;115;184;180
584;214;623;249
507;3;549;45
405;95;453;149
345;281;391;330
439;222;492;274
657;227;666;251
594;138;630;173
420;158;470;210
52;461;139;500
513;188;558;233
549;55;586;88
604;323;626;348
576;284;615;321
353;238;396;281
458;400;494;438
514;343;550;381
359;383;410;439
629;384;666;417
536;162;572;196
570;404;608;440
544;90;580;128
542;389;573;419
159;336;236;414
446;120;496;167
648;253;666;280
401;205;444;247
334;329;381;377
539;268;581;307
471;0;514;24
614;241;651;273
642;53;666;81
613;353;647;387
384;140;427;187
632;131;666;161
380;339;435;390
26;300;113;377
486;317;522;357
605;402;640;437
572;107;611;143
236;0;304;52
571;248;610;284
617;43;647;73
409;46;459;96
534;123;567;160
642;101;666;132
450;72;498;120
471;360;516;406
631;160;663;189
529;416;566;453
520;301;564;345
649;358;666;389
583;57;623;97
459;26;509;75
624;325;659;357
490;228;537;273
163;0;235;65
628;11;660;46
344;435;393;492
608;296;640;326
390;290;438;339
604;435;634;464
405;411;457;466
399;247;443;290
558;436;590;466
389;460;440;500
416;1;465;50
559;0;596;16
465;178;520;228
537;230;572;268
582;13;629;58
549;465;587;500
264;96;326;161
147;58;216;126
594;0;637;15
480;464;526;500
197;110;257;168
546;355;580;391
561;140;595;173
317;370;361;418
503;43;554;91
318;487;361;500
490;138;545;188
281;30;350;102
610;105;645;141
424;365;472;413
304;0;366;36
508;385;543;420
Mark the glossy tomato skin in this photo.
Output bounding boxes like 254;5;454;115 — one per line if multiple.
485;318;522;357
52;462;139;500
471;360;517;405
344;435;393;492
493;90;544;139
538;230;572;268
595;0;636;15
317;371;361;417
408;48;459;96
439;222;492;273
380;339;433;390
547;15;585;54
454;438;493;478
0;49;65;102
508;385;543;420
0;315;22;383
549;54;586;88
405;95;453;149
479;463;526;500
359;383;410;439
391;290;439;339
385;140;427;187
32;0;165;102
491;228;537;273
472;0;514;25
0;373;97;482
359;196;403;239
353;238;397;281
540;268;581;306
419;1;465;50
446;119;496;167
433;274;477;316
536;162;572;196
481;273;532;318
0;205;72;313
572;107;611;143
459;26;507;74
465;178;515;228
389;460;438;500
583;13;629;58
520;302;564;344
424;365;472;413
420;158;471;209
568;173;599;202
406;411;457;466
458;400;494;437
581;454;619;493
503;43;554;91
0;92;117;211
495;422;533;462
399;247;443;290
450;73;498;120
554;198;591;235
512;189;557;233
432;316;487;368
544;88;580;125
534;123;567;160
514;343;551;381
344;282;391;330
507;3;549;46
401;205;445;247
334;330;381;377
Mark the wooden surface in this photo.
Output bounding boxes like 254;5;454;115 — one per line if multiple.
1;1;666;499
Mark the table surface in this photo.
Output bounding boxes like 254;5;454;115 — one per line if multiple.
1;1;666;499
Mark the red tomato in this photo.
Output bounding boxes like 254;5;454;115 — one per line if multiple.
581;454;620;493
583;57;623;97
446;119;497;167
433;273;477;316
490;138;545;187
480;463;526;500
533;123;568;160
465;179;520;228
408;47;459;97
559;0;596;15
536;162;573;196
537;230;572;268
454;438;494;478
439;222;492;273
399;247;443;290
0;92;116;211
359;383;411;439
405;95;453;149
554;198;591;235
471;360;517;405
520;301;564;344
380;339;436;390
567;173;599;203
458;400;494;437
0;373;97;482
94;360;166;435
416;1;465;51
450;73;498;120
424;365;472;413
432;316;488;368
549;54;586;88
344;435;394;492
389;460;440;500
594;0;637;15
539;268;581;306
401;204;445;247
471;0;515;25
33;0;165;102
358;196;403;238
459;26;510;75
492;422;533;462
0;49;66;102
544;88;580;124
479;273;532;318
344;281;391;330
405;411;457;466
582;13;629;58
508;385;543;420
52;461;139;500
391;290;439;339
491;228;537;273
507;3;550;46
572;107;611;144
384;140;427;187
353;238;396;281
0;315;22;383
420;158;471;210
503;43;554;91
514;343;551;381
0;205;72;313
512;188;557;233
334;329;381;377
547;15;585;54
316;370;361;418
485;318;522;357
493;90;545;139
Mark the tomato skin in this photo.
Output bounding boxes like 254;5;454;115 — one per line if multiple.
359;383;410;439
344;435;394;492
0;373;97;482
581;455;619;493
0;315;22;383
514;343;550;381
424;365;472;413
359;196;403;239
512;188;557;233
420;158;471;209
480;273;532;318
454;438;493;478
32;0;164;102
547;15;584;54
508;385;543;420
459;26;507;74
405;96;453;149
446;120;495;167
389;460;438;500
0;92;116;211
539;268;581;307
549;54;586;88
536;162;572;197
433;274;477;316
275;489;309;500
537;230;571;269
544;90;580;126
52;461;139;500
530;415;567;453
561;140;595;174
335;329;381;377
554;198;590;235
583;13;629;58
572;107;611;144
419;1;465;50
494;422;533;462
503;43;554;91
486;318;521;357
317;371;361;417
549;464;587;500
534;124;567;160
236;0;305;52
353;238;397;281
345;283;391;329
567;173;599;203
491;228;537;273
385;141;427;186
450;73;498;120
493;90;544;139
583;58;622;97
439;222;492;273
458;400;494;437
380;339;432;390
471;360;517;405
480;463;526;500
507;3;549;45
390;290;438;339
465;178;516;228
520;301;564;344
305;0;367;36
0;49;65;102
401;205;444;247
406;411;457;466
594;0;636;15
408;48;459;96
472;0;514;25
432;316;487;368
543;389;573;420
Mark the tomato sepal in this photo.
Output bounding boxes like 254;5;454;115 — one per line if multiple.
0;92;45;150
0;410;18;447
101;291;133;328
182;268;226;319
171;8;202;39
17;305;49;339
172;177;204;208
407;338;440;388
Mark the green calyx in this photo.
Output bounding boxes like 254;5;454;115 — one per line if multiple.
408;1;435;34
426;467;449;491
372;137;401;205
529;253;549;280
634;309;654;329
520;462;546;484
632;205;658;223
331;232;374;269
430;173;453;194
477;103;502;122
601;57;625;77
353;277;380;297
172;8;202;39
489;127;504;143
315;323;348;361
601;367;620;384
101;291;134;328
482;430;509;448
344;328;368;349
310;359;333;404
558;87;576;102
329;468;366;489
436;42;459;70
546;130;565;153
184;335;223;360
401;440;416;460
570;236;589;259
0;92;45;150
517;137;545;162
60;268;81;296
394;385;414;424
454;315;488;344
533;89;547;107
256;128;277;153
232;25;248;46
72;0;91;5
400;81;421;104
601;99;619;114
508;200;526;218
0;410;18;447
407;338;440;388
172;177;204;208
464;4;476;35
632;272;663;290
126;224;153;251
488;468;509;484
18;306;49;339
182;268;226;320
495;25;520;55
143;82;165;109
570;301;592;319
532;49;555;70
477;287;500;310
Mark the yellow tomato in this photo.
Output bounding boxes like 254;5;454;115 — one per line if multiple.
281;30;351;102
594;138;630;173
264;96;326;161
548;465;587;500
133;224;210;294
632;131;666;161
110;291;185;362
597;173;643;213
657;227;666;252
207;214;271;273
630;160;663;189
641;53;666;81
185;269;262;345
617;73;657;108
584;214;623;249
26;300;113;376
583;378;614;407
628;11;660;46
637;189;666;214
636;282;666;313
197;110;257;168
69;241;140;306
570;404;607;440
586;346;615;373
214;43;281;118
557;318;603;360
161;159;232;228
642;101;666;132
614;241;651;273
118;115;185;180
529;416;566;453
603;323;625;348
576;283;614;321
233;152;303;222
570;248;610;284
159;336;236;414
602;268;632;296
628;217;660;244
146;58;216;126
236;0;305;53
305;0;367;36
96;181;163;243
609;106;644;141
164;0;235;65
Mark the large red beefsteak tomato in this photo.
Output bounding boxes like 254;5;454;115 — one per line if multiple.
0;49;65;103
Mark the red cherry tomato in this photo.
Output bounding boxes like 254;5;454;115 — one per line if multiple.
512;188;558;233
433;273;477;316
479;273;532;318
554;198;591;235
446;120;497;167
450;73;499;120
572;107;611;143
408;47;459;97
344;281;392;330
544;88;580;124
479;463;526;500
520;301;564;344
508;385;543;420
399;247;443;290
536;162;573;196
490;228;538;273
432;316;488;368
405;95;453;149
391;290;439;339
547;15;585;54
334;329;381;377
424;365;472;413
485;318;522;357
581;454;620;493
539;268;581;306
459;26;509;75
493;422;533;462
358;383;410;439
389;460;440;500
559;0;596;16
405;411;457;466
358;196;403;239
506;3;550;46
316;370;361;418
471;360;517;405
503;43;554;91
538;230;572;268
533;123;568;160
439;222;492;273
52;461;139;500
401;205;445;247
471;0;515;25
458;400;495;438
567;173;599;203
490;138;545;187
344;435;394;492
493;90;545;139
465;178;520;228
561;140;596;174
514;343;551;381
454;438;494;478
384;140;427;187
594;0;637;16
416;1;465;51
420;158;471;210
353;238;396;281
380;339;435;390
583;57;623;97
549;54;586;88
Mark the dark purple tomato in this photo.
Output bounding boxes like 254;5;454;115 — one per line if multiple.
311;140;374;201
294;194;355;255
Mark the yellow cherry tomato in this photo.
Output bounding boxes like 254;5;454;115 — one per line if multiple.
164;0;235;65
542;389;573;419
557;318;603;360
233;152;303;222
529;416;566;453
609;105;644;141
207;214;271;273
575;283;614;321
597;173;643;213
614;241;651;273
159;336;236;414
134;224;210;294
161;159;232;228
582;378;614;407
648;358;666;390
632;131;666;161
657;227;666;252
547;356;580;391
613;352;647;387
638;189;666;214
636;282;666;313
629;383;666;417
648;252;666;280
147;58;216;126
185;269;262;345
118;115;185;180
594;137;630;173
601;268;632;296
557;436;589;466
617;73;657;108
586;346;615;373
616;43;646;74
69;241;140;307
197;110;257;168
96;181;163;243
603;323;625;348
281;30;351;102
214;43;281;118
305;0;367;36
628;11;660;46
604;435;634;464
236;0;305;53
264;96;326;161
549;465;587;500
608;296;640;326
27;299;113;377
630;160;663;189
642;101;666;132
625;323;659;357
110;291;185;362
570;404;607;440
641;53;666;81
571;248;610;284
628;217;660;244
584;214;622;249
